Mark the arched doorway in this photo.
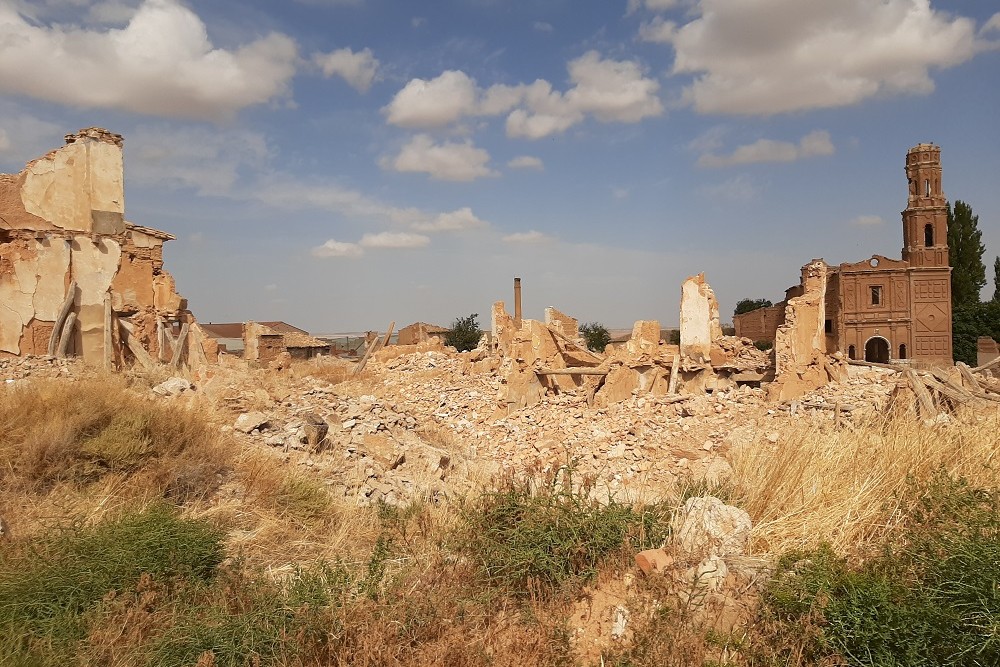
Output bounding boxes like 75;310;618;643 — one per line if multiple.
865;336;890;363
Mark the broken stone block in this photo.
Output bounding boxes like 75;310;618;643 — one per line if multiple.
152;377;192;396
234;411;270;434
626;320;660;354
671;496;752;560
680;273;722;363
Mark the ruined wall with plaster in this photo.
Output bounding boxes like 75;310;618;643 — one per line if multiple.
0;128;201;369
679;273;722;363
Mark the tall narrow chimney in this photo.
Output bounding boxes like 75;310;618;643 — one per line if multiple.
514;277;522;326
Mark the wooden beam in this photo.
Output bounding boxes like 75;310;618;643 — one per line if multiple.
170;322;190;369
353;322;393;376
56;312;76;358
103;293;114;371
380;321;396;350
847;358;903;371
536;367;608;376
48;281;77;357
973;355;1000;373
667;354;680;394
905;369;938;418
119;321;155;370
549;327;605;362
956;362;983;393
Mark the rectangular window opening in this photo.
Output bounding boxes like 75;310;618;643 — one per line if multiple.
825;319;833;334
870;285;883;306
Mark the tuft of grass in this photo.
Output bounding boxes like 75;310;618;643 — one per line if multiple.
0;377;230;500
457;477;669;597
0;504;224;661
727;410;1000;554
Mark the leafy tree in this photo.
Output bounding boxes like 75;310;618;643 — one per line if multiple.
953;301;1000;366
580;322;611;352
445;313;483;352
734;298;773;317
947;200;986;308
993;256;1000;303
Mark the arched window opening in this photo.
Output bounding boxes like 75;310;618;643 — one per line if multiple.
925;179;931;196
848;345;856;360
925;223;934;247
899;344;907;360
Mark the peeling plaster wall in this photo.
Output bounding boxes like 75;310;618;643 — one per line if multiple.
680;273;722;362
0;128;195;367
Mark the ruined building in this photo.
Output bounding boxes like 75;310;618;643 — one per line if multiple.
735;143;953;365
0;128;208;368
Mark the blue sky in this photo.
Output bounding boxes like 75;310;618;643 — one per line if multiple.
1;0;998;332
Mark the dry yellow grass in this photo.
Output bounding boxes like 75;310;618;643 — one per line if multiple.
728;407;1000;555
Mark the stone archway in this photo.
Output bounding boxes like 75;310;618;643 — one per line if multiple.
864;336;890;364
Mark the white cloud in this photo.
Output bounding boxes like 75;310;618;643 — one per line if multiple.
87;1;139;25
0;129;10;153
507;155;543;170
668;0;981;115
533;21;553;32
359;232;430;248
503;230;554;243
385;51;662;139
983;13;1000;34
383;134;497;182
312;239;364;258
0;0;299;119
313;47;379;92
128;125;270;196
412;207;488;232
383;70;479;128
852;215;885;226
697;130;835;167
638;16;676;43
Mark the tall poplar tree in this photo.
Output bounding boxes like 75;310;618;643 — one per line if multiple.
947;200;986;308
993;256;1000;303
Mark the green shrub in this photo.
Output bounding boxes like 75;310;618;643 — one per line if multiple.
458;478;669;597
759;473;1000;667
445;313;483;352
581;322;612;352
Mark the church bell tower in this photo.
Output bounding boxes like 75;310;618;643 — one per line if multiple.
902;143;949;267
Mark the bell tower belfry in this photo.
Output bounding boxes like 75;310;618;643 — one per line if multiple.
902;143;949;267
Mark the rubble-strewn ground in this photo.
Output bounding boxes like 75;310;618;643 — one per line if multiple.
2;350;998;667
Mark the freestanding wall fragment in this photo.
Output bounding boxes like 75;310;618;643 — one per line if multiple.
0;128;201;368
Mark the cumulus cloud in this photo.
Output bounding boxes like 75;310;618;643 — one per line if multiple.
697;130;835;167
638;16;676;43
667;0;982;115
0;0;299;119
502;230;554;243
311;239;363;258
507;155;543;170
383;134;497;181
313;47;379;92
983;13;1000;34
384;51;662;139
359;232;430;248
383;70;479;128
852;215;886;226
411;207;488;232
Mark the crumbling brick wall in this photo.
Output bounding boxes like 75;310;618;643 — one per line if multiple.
0;128;202;369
